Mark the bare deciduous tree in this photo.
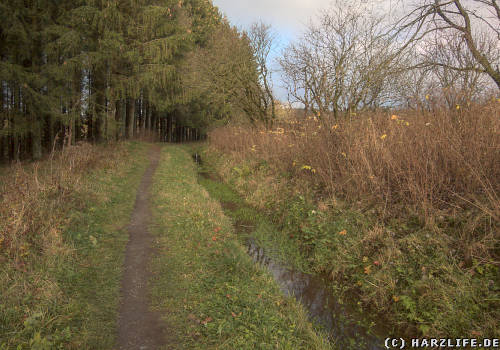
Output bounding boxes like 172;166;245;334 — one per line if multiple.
248;21;277;124
279;1;407;119
397;0;500;89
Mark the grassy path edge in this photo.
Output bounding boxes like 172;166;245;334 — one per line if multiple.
149;145;334;350
1;142;151;349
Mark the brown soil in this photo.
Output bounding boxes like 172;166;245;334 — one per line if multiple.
117;144;167;350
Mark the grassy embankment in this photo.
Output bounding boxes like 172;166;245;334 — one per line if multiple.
0;142;150;349
204;101;500;338
149;145;333;350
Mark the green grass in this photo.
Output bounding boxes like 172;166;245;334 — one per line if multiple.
194;150;387;348
150;145;334;349
0;141;151;349
195;144;500;339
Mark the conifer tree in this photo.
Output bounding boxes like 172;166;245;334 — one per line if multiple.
0;0;266;160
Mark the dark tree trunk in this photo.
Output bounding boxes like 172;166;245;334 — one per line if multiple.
167;114;172;142
145;101;151;133
132;99;138;137
92;70;106;142
115;99;122;140
125;98;135;139
140;99;146;136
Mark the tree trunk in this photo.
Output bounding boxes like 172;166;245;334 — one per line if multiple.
125;98;135;139
166;114;172;142
31;117;42;160
140;99;146;136
115;99;122;140
92;71;106;142
132;99;138;137
145;102;151;133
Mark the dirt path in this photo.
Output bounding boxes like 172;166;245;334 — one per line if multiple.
117;145;166;350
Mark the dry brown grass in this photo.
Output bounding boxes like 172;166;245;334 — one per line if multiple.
209;100;500;264
0;142;127;263
0;141;141;348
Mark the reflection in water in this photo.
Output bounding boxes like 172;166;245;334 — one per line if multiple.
195;160;386;350
247;240;385;350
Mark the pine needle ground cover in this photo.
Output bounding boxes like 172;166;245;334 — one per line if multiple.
205;103;500;339
149;145;333;350
0;142;150;349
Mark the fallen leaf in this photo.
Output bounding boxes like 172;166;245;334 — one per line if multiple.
338;229;347;235
201;317;212;325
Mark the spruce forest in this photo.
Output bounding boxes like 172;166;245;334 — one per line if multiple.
0;0;267;161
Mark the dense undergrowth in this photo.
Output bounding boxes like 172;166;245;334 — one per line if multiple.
206;101;500;338
0;142;150;349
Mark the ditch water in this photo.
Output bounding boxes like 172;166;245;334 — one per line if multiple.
246;239;385;350
194;153;387;350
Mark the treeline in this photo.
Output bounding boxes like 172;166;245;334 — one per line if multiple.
0;0;267;162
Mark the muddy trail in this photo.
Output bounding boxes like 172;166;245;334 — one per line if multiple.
117;145;167;350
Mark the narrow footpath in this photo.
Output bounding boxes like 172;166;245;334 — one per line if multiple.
113;144;331;350
117;145;166;350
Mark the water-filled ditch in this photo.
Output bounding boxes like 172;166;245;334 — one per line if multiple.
194;153;387;350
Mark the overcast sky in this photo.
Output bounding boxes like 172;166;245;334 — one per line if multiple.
211;0;334;102
212;0;332;44
211;0;399;101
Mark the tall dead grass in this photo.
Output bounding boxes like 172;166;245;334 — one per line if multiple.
209;101;500;263
0;142;127;263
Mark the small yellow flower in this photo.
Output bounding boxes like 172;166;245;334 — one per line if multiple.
341;152;347;158
393;295;400;302
301;165;312;170
456;104;460;110
380;134;387;140
311;169;316;174
425;94;430;100
405;121;410;126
